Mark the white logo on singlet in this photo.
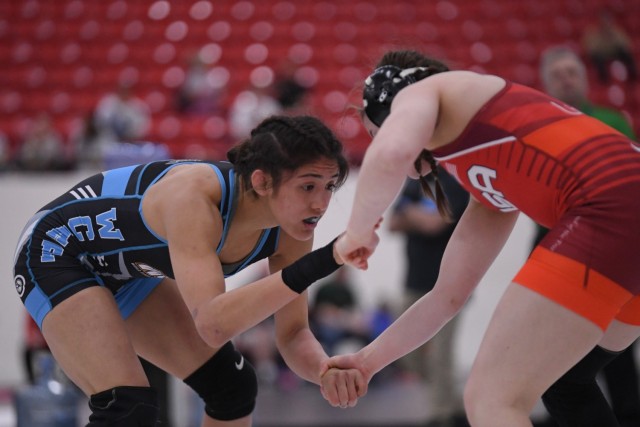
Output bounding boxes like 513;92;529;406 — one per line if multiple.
630;143;640;153
235;354;245;370
15;275;26;297
70;185;98;200
467;165;517;212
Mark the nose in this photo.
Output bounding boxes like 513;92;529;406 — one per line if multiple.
311;191;331;213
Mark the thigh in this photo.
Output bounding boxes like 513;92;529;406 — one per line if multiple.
41;286;148;395
468;283;603;410
125;278;217;379
600;319;640;352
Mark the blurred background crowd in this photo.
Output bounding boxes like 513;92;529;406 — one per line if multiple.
0;0;638;173
1;0;639;426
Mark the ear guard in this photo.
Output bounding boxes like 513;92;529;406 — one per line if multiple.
363;65;429;127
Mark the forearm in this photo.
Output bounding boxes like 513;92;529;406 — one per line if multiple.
361;201;519;377
361;288;462;376
277;327;328;384
196;240;341;347
195;273;299;347
348;146;412;240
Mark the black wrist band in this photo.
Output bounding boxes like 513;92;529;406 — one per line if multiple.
281;237;341;294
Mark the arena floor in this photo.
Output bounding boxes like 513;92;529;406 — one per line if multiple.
0;375;549;427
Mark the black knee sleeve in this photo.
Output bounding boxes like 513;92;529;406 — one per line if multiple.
183;341;258;421
542;346;621;427
87;386;159;426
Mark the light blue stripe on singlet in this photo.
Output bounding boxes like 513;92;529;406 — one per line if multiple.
210;165;227;213
212;165;230;252
24;287;51;329
102;165;138;196
233;229;271;273
226;169;235;214
115;277;163;319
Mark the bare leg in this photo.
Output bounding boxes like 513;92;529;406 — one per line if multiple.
41;286;148;396
464;284;603;427
125;278;252;427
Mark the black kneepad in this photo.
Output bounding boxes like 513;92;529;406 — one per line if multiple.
542;346;620;427
183;341;258;421
87;386;159;426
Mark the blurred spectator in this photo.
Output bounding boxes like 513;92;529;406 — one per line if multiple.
95;81;150;142
274;60;310;114
0;130;10;172
228;83;281;141
71;109;117;170
175;52;226;115
23;314;49;385
310;268;371;357
389;171;469;427
537;45;640;427
15;113;69;171
582;9;637;83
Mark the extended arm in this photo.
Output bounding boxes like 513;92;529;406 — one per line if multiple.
328;199;519;380
337;84;441;267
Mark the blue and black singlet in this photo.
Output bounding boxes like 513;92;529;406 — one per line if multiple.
13;159;280;327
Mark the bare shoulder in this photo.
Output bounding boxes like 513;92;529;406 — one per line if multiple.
146;163;223;207
432;71;506;98
142;163;224;237
424;71;507;148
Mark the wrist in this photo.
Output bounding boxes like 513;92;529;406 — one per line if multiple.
359;345;378;379
281;238;341;294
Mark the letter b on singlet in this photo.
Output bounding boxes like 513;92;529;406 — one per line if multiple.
467;165;517;212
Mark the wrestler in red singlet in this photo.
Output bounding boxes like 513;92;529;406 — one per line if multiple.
431;81;640;329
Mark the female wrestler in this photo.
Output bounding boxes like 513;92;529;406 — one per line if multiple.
326;50;640;427
13;115;365;426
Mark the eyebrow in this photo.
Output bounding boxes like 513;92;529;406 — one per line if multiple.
297;172;340;179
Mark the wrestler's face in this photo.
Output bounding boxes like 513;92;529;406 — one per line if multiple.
268;158;340;241
543;56;588;107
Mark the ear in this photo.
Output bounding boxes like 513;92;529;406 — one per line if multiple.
250;170;272;196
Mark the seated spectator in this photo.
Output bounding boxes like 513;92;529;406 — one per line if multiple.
95;81;150;142
228;83;281;141
274;60;310;114
0;130;10;172
71;109;117;170
582;9;637;83
15;113;69;171
175;52;226;115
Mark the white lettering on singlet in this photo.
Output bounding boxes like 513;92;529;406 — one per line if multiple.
467;165;517;212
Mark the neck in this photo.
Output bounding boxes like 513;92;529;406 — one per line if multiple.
233;190;278;232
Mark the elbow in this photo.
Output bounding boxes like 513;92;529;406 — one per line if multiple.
194;312;233;348
448;296;466;317
367;143;417;175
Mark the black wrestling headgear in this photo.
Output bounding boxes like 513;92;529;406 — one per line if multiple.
363;65;429;127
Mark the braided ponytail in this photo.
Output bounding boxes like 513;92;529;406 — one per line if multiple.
413;150;453;221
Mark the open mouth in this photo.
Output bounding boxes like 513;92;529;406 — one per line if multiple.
303;216;320;225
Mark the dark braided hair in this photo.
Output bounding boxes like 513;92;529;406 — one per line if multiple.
227;115;349;194
374;50;452;221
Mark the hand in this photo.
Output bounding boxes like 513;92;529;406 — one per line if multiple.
320;367;368;408
334;219;382;270
321;351;373;389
